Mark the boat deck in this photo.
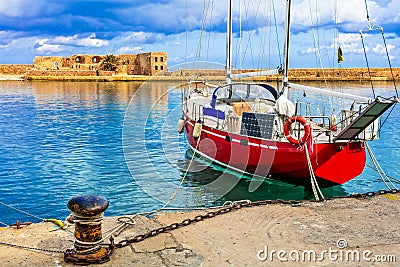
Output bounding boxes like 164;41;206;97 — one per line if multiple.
185;92;335;144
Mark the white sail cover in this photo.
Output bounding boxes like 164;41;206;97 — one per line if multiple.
275;94;295;117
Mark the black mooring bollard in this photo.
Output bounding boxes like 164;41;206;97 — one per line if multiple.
64;195;111;265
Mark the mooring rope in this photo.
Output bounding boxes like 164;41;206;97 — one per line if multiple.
99;124;203;242
152;129;203;215
365;142;398;190
304;144;325;201
97;132;204;241
125;125;203;220
0;200;71;233
0;201;44;222
366;163;400;184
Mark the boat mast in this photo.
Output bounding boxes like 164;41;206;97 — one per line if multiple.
226;0;232;84
281;0;291;96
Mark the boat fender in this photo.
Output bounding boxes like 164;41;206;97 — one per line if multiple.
284;116;311;145
177;118;185;134
193;119;203;138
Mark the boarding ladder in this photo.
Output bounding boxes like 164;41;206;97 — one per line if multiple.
333;97;398;142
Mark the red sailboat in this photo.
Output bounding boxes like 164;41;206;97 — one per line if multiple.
179;0;398;186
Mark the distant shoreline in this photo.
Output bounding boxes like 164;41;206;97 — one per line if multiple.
0;67;399;82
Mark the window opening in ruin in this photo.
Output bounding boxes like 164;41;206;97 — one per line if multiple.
155;57;158;62
160;57;164;62
155;66;158;70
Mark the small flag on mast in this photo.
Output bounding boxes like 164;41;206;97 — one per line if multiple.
338;47;344;63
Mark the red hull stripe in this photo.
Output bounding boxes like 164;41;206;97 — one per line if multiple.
184;119;366;184
187;121;278;150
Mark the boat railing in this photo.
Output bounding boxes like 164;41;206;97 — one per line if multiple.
191;102;226;130
338;109;380;141
303;115;334;143
226;114;241;133
191;102;204;122
289;111;380;143
189;98;379;142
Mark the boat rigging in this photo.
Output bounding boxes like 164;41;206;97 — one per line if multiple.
179;0;398;190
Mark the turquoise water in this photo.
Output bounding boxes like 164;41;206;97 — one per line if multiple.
0;81;399;225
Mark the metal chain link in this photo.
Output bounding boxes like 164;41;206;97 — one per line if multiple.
0;241;65;254
63;244;115;266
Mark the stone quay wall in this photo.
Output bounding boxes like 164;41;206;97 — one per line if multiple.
1;63;399;82
167;68;400;82
0;64;33;76
287;68;400;81
27;70;114;77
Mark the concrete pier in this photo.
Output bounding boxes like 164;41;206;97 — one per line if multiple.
0;195;399;266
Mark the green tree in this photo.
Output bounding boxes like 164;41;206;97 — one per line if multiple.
100;54;119;71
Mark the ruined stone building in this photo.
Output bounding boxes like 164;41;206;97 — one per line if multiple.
32;52;167;76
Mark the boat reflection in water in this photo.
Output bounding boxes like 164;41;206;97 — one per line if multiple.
178;149;347;205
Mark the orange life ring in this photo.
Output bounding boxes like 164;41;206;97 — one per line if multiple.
284;116;311;145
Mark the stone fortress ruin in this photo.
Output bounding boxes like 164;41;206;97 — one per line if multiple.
30;52;167;77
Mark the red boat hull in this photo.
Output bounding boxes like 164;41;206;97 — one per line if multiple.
184;120;366;185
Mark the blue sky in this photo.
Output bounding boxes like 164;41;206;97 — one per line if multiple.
0;0;399;69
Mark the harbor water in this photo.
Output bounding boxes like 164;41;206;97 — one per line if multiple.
0;80;399;225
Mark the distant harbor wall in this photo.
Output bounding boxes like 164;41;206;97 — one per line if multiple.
167;68;400;82
1;64;399;82
287;68;400;82
0;64;33;76
27;69;114;77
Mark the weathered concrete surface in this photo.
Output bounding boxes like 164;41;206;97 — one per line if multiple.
0;195;399;266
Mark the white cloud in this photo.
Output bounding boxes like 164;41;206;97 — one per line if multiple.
36;43;63;54
125;32;164;44
126;32;148;42
116;46;143;54
0;40;17;50
335;33;367;54
1;0;399;68
34;34;109;55
34;34;109;54
52;34;109;47
0;0;62;18
373;43;395;54
299;47;318;55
